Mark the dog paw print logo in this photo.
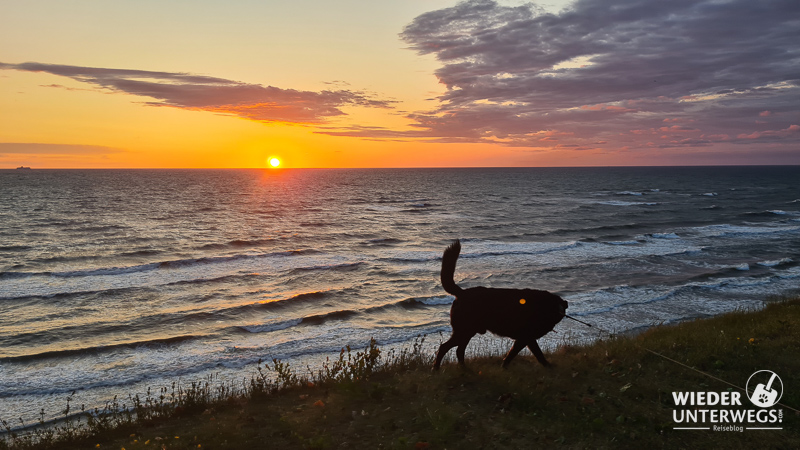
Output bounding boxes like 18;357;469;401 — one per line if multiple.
746;370;783;408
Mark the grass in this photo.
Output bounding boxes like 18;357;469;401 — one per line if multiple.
3;298;800;449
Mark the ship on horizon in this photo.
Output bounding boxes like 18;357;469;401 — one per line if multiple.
16;166;32;170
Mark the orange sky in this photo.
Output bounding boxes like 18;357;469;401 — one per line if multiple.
2;0;799;168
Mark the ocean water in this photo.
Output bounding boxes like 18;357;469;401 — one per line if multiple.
2;167;800;425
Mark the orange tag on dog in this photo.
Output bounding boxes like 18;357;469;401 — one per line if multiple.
519;299;526;305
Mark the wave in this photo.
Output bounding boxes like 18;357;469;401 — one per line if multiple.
301;309;359;325
237;294;454;335
461;241;583;259
236;311;356;334
680;262;791;285
365;205;404;212
0;335;199;363
691;223;800;238
365;295;454;314
286;261;365;275
197;238;276;250
0;249;328;281
380;236;705;268
158;251;313;270
1;352;247;399
412;295;454;306
367;238;403;244
64;225;128;233
362;238;405;247
118;249;162;257
593;200;659;206
214;290;345;318
757;258;793;267
604;240;640;246
742;210;800;218
238;318;303;334
616;191;643;196
553;222;643;236
0;245;32;252
567;267;800;321
208;290;334;319
646;232;680;239
244;296;453;332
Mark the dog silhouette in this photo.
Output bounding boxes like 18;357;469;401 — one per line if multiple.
433;240;568;370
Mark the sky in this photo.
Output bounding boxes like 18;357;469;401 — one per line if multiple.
1;0;799;168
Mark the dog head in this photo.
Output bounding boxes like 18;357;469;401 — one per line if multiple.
533;292;568;327
558;297;568;317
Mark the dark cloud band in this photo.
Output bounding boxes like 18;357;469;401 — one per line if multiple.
0;62;394;124
322;0;799;154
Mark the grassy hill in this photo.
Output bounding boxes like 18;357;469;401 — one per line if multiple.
4;298;800;449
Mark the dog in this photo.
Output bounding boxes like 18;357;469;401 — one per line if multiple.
433;239;568;370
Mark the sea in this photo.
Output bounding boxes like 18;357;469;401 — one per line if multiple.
2;166;800;426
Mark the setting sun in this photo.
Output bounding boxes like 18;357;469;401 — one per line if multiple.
268;157;281;168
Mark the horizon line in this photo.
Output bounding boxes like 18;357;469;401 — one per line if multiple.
4;164;800;170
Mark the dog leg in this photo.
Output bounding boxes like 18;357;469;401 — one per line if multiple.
455;343;468;367
433;337;460;370
527;341;551;367
454;331;476;367
502;340;527;368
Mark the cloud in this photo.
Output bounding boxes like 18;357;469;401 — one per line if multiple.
0;62;394;125
0;143;124;155
736;124;800;140
328;0;800;153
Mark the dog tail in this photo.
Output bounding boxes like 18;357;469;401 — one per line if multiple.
441;239;463;295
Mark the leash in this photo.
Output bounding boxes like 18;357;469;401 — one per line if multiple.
563;315;800;414
564;314;595;328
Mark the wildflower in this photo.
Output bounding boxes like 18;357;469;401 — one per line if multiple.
749;338;755;344
145;440;150;445
314;400;325;407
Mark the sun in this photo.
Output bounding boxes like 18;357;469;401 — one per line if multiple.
268;157;281;168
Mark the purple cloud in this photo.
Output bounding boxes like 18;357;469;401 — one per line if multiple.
0;62;394;124
330;0;800;156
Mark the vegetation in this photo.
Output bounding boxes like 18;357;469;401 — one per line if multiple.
3;298;800;449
